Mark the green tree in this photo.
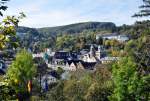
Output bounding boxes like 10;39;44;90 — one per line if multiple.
133;0;150;17
84;65;113;101
96;36;103;45
0;13;25;49
56;67;65;79
6;49;36;94
0;0;9;16
0;84;17;100
63;79;86;101
125;34;150;74
47;81;66;101
110;57;150;101
84;83;108;101
56;34;76;51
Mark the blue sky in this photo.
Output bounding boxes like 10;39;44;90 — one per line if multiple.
3;0;144;28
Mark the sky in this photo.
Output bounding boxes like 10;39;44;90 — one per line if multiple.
2;0;144;28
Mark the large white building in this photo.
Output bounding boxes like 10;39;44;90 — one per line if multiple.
96;33;129;42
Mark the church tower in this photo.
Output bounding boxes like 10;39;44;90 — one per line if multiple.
96;45;103;60
90;45;95;57
98;45;103;53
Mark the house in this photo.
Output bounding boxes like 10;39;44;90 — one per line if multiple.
65;60;82;71
78;61;97;70
40;74;57;90
54;51;78;60
96;33;129;42
66;59;97;71
47;45;105;71
80;49;89;55
51;51;78;66
32;53;44;58
48;58;97;71
69;62;77;71
41;44;121;71
100;57;120;64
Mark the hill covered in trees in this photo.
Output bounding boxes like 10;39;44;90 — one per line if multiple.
17;21;144;52
17;20;150;53
16;22;118;51
17;22;116;35
37;22;116;35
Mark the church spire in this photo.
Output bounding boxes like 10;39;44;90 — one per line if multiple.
98;45;101;52
90;45;95;57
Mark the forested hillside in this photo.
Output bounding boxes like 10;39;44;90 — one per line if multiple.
16;21;139;52
17;22;116;35
37;22;116;35
17;22;117;51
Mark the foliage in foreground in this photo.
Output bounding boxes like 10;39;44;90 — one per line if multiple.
45;66;113;101
0;13;25;50
5;49;36;100
110;57;150;101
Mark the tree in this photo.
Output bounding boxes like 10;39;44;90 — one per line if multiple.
0;13;26;49
63;79;86;101
0;1;25;49
125;34;150;74
84;65;113;101
0;0;9;16
0;1;24;48
6;49;36;97
133;0;150;17
110;57;150;101
47;81;66;101
84;83;109;101
56;67;65;79
0;84;17;100
96;36;103;45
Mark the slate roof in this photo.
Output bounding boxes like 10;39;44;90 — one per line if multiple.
80;50;89;55
66;60;97;70
66;60;81;66
54;51;78;60
81;62;97;70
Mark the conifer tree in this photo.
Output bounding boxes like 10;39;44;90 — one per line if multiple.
133;0;150;17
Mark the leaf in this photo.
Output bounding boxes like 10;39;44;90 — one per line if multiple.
0;6;7;11
0;11;3;16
